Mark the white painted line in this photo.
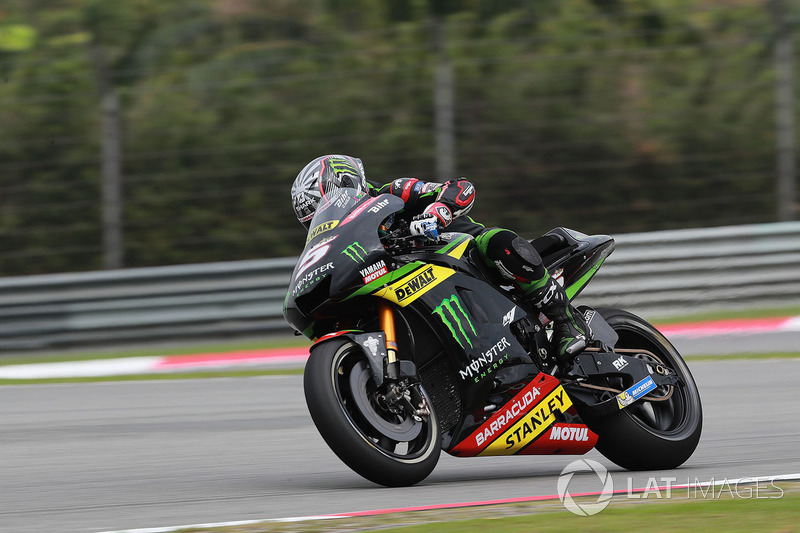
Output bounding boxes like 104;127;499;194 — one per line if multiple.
97;472;800;533
0;357;161;379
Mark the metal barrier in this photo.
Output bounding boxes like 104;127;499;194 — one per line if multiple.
1;222;799;351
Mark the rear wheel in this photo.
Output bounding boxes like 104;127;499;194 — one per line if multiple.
304;338;441;487
583;308;702;470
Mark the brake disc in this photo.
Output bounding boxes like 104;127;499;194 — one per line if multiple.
348;361;422;442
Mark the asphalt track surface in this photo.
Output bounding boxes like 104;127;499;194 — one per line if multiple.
2;357;800;533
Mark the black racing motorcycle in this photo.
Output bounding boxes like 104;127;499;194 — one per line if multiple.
284;188;702;487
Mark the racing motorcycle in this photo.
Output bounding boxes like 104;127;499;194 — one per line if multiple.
284;188;702;487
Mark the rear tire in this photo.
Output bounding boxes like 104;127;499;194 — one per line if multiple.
583;308;702;470
304;338;441;487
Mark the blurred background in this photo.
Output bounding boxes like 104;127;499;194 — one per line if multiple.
1;0;797;276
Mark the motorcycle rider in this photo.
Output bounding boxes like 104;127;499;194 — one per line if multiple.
291;154;591;362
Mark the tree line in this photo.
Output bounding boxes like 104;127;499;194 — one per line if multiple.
0;0;794;275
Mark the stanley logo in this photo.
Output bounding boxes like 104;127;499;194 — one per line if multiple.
394;267;436;301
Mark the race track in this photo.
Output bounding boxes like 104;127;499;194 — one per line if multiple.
2;357;800;533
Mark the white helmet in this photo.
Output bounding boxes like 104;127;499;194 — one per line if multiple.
291;154;367;228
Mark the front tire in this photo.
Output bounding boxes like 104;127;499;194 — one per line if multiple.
583;308;703;470
304;338;441;487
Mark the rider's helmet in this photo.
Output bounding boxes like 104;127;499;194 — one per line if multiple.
291;154;367;229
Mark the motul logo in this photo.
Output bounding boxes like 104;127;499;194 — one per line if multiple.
360;260;388;284
550;425;590;442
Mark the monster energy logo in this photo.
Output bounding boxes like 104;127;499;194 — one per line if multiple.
432;295;476;349
342;242;368;263
327;157;359;176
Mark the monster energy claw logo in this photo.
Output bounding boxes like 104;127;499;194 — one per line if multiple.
328;157;359;176
432;295;477;348
342;242;368;263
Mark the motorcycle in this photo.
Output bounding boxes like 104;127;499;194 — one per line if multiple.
284;188;702;487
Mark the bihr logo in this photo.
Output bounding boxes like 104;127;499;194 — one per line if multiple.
432;294;476;349
394;267;436;301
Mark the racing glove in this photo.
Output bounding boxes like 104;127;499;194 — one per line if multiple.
409;214;440;242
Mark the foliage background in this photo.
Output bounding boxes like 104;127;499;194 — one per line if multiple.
0;0;797;275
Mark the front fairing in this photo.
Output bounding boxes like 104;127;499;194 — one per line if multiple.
284;189;404;336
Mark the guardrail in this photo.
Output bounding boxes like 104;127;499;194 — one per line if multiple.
1;222;799;351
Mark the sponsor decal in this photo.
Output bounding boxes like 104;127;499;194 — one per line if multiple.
584;308;596;323
459;337;512;380
368;198;390;214
421;182;440;193
617;376;657;409
363;336;380;356
494;260;516;281
360;260;388;284
326;156;360;177
401;179;418;201
612;356;628;371
456;182;475;206
550;425;591;442
481;385;573;455
475;386;541;447
341;197;380;225
306;220;339;243
413;181;423;192
292;261;334;296
342;242;368;263
435;204;452;225
294;239;335;281
395;266;437;302
393;178;404;191
334;191;351;208
432;294;476;349
502;307;516;327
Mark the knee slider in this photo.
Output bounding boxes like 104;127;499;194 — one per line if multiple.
510;236;543;270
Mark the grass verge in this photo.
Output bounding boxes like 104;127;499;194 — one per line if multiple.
168;483;800;532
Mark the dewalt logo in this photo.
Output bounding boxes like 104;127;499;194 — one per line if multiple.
432;294;476;349
306;220;338;242
394;267;437;302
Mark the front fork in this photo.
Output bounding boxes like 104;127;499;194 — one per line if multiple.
378;300;398;365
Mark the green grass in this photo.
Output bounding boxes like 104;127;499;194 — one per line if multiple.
162;484;800;532
377;491;800;533
654;304;800;324
0;367;303;386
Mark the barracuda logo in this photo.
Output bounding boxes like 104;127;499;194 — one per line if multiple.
342;242;368;263
432;294;476;349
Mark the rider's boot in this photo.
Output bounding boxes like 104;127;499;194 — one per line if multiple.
475;228;591;363
524;275;591;363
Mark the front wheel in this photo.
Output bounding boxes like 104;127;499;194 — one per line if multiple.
582;308;703;470
304;338;441;487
